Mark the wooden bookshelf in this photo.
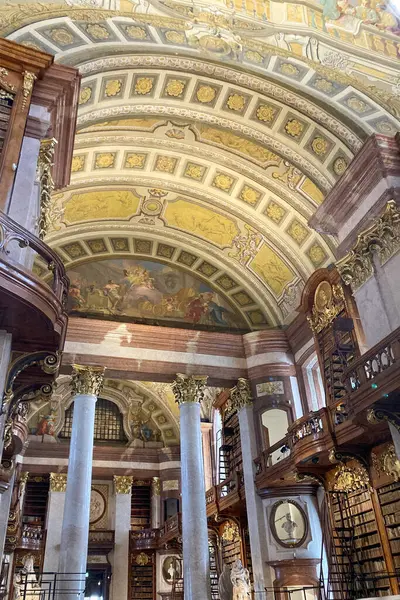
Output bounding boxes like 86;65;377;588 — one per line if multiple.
331;489;391;596
131;484;151;531
22;476;49;527
129;551;155;600
221;535;241;569
219;412;242;482
378;482;400;571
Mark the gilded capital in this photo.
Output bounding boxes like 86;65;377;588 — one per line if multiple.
229;378;253;413
151;476;161;496
71;364;105;397
114;475;133;494
172;374;208;405
50;473;67;493
336;200;400;293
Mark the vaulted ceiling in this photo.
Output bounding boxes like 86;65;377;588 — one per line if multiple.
3;0;400;328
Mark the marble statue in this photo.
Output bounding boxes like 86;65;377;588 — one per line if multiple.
219;563;233;600
13;572;22;600
21;554;40;597
230;560;251;600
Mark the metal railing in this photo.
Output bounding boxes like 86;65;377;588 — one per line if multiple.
13;572;86;600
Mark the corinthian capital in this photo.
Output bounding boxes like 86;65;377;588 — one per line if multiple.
114;475;133;494
230;378;253;412
71;364;105;397
172;374;208;405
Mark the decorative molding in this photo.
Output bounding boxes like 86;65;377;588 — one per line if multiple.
172;373;208;405
50;472;67;492
307;280;345;333
113;475;133;494
336;200;400;292
70;364;105;397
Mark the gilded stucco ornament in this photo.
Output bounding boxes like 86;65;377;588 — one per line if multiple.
307;281;345;333
70;364;105;397
367;407;400;434
227;378;253;414
37;138;57;240
333;463;370;493
21;71;36;110
372;445;400;481
172;374;208;405
221;520;240;542
50;473;67;492
337;200;400;292
114;475;133;494
151;476;161;496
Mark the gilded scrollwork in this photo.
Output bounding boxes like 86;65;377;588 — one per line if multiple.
372;444;400;482
221;520;240;543
114;475;133;494
226;378;253;415
37;138;58;240
70;364;105;397
307;280;345;333
21;70;36;110
172;373;208;405
337;201;400;292
151;476;161;496
50;472;68;492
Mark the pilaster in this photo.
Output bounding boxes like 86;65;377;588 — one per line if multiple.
112;476;132;600
43;473;67;573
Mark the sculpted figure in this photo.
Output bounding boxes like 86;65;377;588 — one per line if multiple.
230;560;251;600
219;563;233;600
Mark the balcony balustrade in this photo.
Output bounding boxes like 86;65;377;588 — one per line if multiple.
130;528;160;550
0;211;69;349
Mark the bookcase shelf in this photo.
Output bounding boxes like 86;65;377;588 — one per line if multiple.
131;484;151;531
129;551;155;600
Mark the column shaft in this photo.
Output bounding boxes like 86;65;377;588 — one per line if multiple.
180;401;211;600
0;330;12;461
112;478;132;600
43;474;67;573
59;394;96;582
0;471;15;561
151;477;161;529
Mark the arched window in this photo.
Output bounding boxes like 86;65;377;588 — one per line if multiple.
60;398;127;443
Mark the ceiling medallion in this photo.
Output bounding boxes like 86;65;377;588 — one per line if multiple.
135;77;153;95
165;79;185;97
256;104;276;123
333;156;348;175
86;23;110;40
196;85;216;103
79;86;92;105
311;137;328;156
105;79;122;97
285;119;304;137
226;93;245;111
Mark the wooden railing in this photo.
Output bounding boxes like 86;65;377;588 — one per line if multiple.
0;210;69;306
130;528;160;550
88;529;115;552
344;327;400;394
18;524;46;551
159;513;182;544
288;411;325;447
255;436;291;476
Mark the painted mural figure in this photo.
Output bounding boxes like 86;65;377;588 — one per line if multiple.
66;259;244;330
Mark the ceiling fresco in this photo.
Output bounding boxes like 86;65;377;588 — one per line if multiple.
4;0;400;327
66;257;249;330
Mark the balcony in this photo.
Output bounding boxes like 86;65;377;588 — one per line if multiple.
206;470;244;517
88;529;115;553
18;524;46;551
159;513;182;545
343;326;400;414
130;528;160;550
0;211;69;351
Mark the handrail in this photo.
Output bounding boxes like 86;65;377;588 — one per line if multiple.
0;210;69;304
343;326;400;392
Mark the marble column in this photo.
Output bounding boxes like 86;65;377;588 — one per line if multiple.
43;474;67;573
112;476;132;600
58;365;105;597
0;330;12;462
233;379;272;599
151;477;161;529
172;374;211;600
